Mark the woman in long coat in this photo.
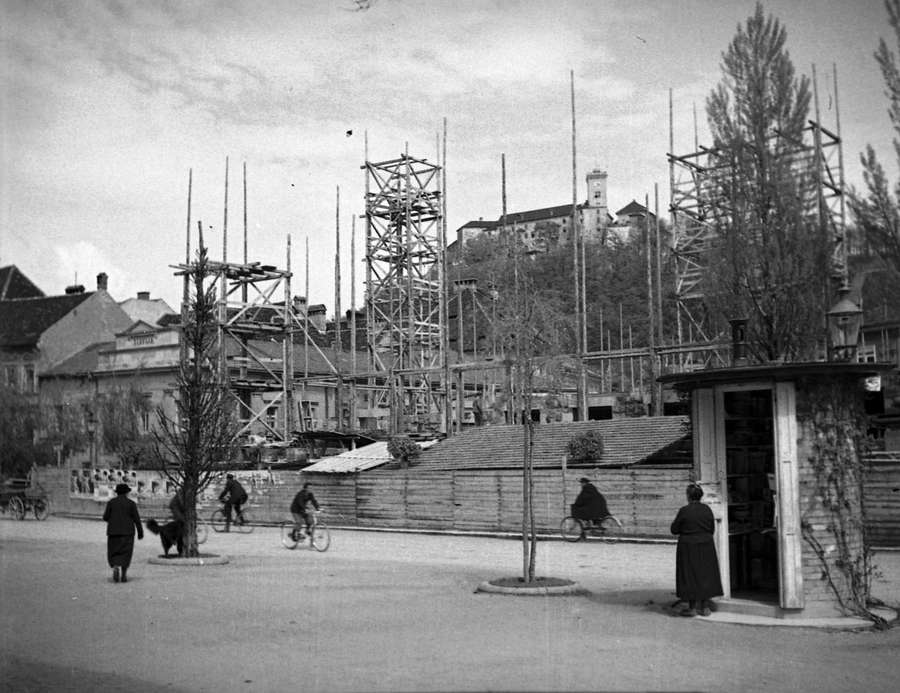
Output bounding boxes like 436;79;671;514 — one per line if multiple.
102;483;143;583
670;483;723;616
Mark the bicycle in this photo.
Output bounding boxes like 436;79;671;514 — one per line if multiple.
560;514;623;542
210;504;254;533
280;512;330;552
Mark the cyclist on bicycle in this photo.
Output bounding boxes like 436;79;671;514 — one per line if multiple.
571;477;609;525
219;474;248;531
290;482;320;540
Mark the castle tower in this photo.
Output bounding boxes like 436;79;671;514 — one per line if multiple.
584;167;608;240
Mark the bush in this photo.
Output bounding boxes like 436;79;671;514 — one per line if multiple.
566;431;604;463
387;436;422;464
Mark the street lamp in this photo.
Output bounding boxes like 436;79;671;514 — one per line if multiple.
826;287;864;362
86;411;97;468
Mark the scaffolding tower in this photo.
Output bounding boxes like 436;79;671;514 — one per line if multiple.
364;152;446;434
668;101;846;354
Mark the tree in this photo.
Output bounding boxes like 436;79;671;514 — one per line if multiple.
487;232;572;582
152;242;238;557
852;0;900;280
702;3;831;362
97;384;154;468
0;387;47;477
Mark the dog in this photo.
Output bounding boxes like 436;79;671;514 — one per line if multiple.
146;519;184;557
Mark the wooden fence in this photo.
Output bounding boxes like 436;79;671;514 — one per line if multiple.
30;457;899;544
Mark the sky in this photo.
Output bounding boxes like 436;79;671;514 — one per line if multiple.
0;0;895;317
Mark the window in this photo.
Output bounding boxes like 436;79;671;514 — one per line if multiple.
4;366;18;390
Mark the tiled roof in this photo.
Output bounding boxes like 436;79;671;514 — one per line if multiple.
503;203;576;226
0;292;94;348
616;200;651;216
0;265;44;300
41;341;113;376
405;417;689;471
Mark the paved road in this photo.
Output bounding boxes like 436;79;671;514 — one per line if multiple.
1;516;899;692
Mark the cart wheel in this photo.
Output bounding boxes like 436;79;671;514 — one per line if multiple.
9;496;26;521
33;498;50;521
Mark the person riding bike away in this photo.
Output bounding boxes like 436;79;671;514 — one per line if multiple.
219;474;248;530
571;477;609;522
290;482;320;539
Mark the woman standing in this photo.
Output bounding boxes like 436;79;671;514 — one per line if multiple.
670;483;723;616
102;483;143;583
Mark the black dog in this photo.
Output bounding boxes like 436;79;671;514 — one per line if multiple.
146;519;184;557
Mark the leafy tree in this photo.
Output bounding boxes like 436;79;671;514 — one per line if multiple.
0;387;46;477
152;241;238;557
851;0;900;282
97;385;154;468
702;2;830;362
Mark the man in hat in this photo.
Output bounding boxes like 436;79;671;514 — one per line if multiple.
571;477;609;522
218;473;248;531
102;483;144;583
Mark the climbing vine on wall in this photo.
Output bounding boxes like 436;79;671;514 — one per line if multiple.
798;376;887;627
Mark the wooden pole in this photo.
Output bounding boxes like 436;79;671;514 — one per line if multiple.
441;117;451;436
334;185;343;431
646;193;657;414
351;214;357;432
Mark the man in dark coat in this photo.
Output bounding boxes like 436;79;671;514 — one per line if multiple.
102;483;143;583
670;483;724;616
218;474;248;530
290;482;321;538
571;477;609;521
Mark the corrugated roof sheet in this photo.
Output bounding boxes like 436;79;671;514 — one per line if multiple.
303;439;439;473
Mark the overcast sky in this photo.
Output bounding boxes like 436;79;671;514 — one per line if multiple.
0;0;893;316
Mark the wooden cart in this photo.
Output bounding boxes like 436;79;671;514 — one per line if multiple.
0;477;50;520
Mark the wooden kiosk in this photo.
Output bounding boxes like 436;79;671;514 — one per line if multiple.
660;362;886;619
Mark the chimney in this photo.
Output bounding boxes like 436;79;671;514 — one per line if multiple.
96;272;108;291
137;291;150;301
292;295;307;316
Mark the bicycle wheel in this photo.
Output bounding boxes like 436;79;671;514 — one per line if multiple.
280;522;300;549
560;516;584;542
597;515;623;534
234;509;254;533
310;523;330;552
33;498;50;521
210;509;228;533
9;496;26;521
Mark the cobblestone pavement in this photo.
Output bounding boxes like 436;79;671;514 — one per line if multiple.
1;516;899;692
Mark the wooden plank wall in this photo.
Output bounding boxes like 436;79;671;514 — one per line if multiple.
31;459;898;545
865;454;900;547
313;467;693;536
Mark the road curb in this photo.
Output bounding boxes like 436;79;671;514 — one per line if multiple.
147;554;230;566
476;579;584;596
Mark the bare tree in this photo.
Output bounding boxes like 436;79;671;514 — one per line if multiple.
702;2;831;362
488;235;572;582
152;242;238;557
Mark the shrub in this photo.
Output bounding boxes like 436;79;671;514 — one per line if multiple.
566;431;604;463
387;436;422;465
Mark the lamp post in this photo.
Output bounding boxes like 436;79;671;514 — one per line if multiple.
826;287;864;362
86;411;97;468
